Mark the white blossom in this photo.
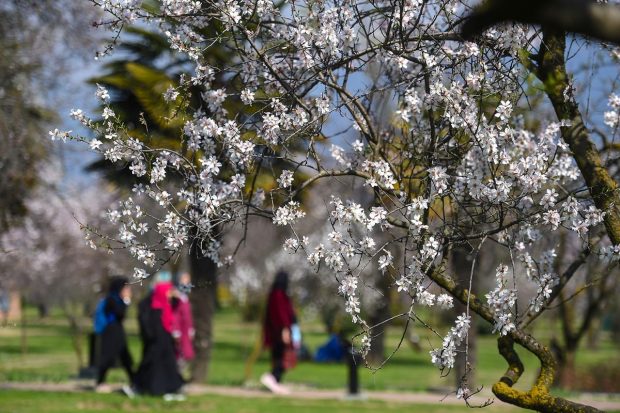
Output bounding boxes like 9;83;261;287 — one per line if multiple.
436;294;454;309
95;84;110;102
273;202;306;226
240;88;255;105
277;170;294;188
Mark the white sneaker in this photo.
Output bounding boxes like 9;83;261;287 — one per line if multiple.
276;383;291;395
260;373;278;392
163;393;186;402
122;385;136;399
260;373;290;395
94;384;113;394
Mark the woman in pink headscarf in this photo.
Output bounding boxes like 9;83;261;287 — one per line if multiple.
133;281;184;397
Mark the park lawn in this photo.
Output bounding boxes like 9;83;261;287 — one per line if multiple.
0;306;616;395
0;390;525;413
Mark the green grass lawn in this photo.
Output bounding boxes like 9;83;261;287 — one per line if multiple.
0;390;525;413
0;306;617;396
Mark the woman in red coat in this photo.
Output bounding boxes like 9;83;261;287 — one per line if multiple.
260;271;296;394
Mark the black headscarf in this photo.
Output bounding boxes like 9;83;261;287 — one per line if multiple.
108;276;128;296
271;270;289;293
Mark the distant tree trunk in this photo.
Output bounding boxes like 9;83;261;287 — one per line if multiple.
560;344;577;389
586;319;601;350
20;295;27;355
553;273;610;389
189;239;218;383
451;245;477;390
607;299;620;344
585;276;601;350
170;259;182;283
367;277;390;365
63;304;84;369
367;241;399;366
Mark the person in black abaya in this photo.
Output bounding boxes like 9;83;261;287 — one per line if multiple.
95;276;134;392
134;281;184;397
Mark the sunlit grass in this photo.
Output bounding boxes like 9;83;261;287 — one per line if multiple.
0;390;526;413
0;305;617;396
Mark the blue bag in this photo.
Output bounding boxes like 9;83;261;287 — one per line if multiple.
314;334;345;362
93;298;116;334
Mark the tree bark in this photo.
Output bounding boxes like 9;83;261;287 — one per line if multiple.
530;28;620;245
189;240;218;383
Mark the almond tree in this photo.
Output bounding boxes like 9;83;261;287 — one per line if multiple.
61;1;620;411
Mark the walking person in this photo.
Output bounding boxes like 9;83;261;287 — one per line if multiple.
94;276;134;393
172;272;195;372
260;271;297;394
134;281;185;399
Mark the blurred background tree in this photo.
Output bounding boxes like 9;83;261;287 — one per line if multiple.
0;0;99;233
0;0;106;366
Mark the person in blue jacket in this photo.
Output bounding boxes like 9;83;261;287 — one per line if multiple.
95;276;134;393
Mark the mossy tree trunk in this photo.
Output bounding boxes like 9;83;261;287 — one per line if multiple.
522;27;618;395
526;28;620;245
428;254;602;412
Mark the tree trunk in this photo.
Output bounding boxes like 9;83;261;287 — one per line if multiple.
367;242;396;366
451;245;477;390
189;240;218;383
366;286;390;366
585;271;601;350
551;336;578;390
558;346;576;389
63;305;84;369
20;295;27;355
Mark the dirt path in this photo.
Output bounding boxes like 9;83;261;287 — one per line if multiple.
2;381;620;411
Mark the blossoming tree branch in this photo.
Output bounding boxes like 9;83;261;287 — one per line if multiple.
55;0;620;411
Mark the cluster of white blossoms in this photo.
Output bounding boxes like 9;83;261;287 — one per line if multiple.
485;264;517;336
277;170;294;188
62;0;619;386
273;201;306;226
430;313;471;370
604;93;620;129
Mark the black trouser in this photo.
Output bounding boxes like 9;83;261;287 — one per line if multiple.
97;344;134;385
271;341;285;382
